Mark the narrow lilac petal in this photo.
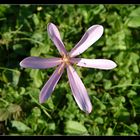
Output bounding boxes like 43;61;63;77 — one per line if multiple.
20;56;62;69
39;63;65;103
70;58;117;70
47;23;67;56
67;65;92;114
69;25;103;57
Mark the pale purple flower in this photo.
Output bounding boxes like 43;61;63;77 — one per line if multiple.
20;23;117;114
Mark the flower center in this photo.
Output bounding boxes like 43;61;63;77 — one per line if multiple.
62;55;70;65
58;54;70;74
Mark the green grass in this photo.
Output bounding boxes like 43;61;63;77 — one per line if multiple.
0;4;140;135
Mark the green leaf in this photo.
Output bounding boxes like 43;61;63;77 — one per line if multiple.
92;126;100;135
133;65;139;73
133;96;140;107
11;121;32;133
32;107;41;117
127;90;137;98
12;70;21;86
129;7;140;17
48;123;55;131
46;97;55;110
0;109;10;121
110;96;125;106
33;14;40;26
103;80;112;90
0;5;10;17
106;127;113;136
27;87;40;102
2;70;20;86
94;117;103;124
130;123;138;134
7;104;22;113
94;72;103;82
127;17;140;28
64;120;88;135
30;69;43;88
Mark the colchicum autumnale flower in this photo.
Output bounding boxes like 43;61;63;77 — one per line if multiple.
20;23;117;114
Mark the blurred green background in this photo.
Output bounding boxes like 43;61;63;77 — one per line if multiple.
0;4;140;135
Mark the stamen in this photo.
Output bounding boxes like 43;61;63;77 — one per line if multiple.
58;63;65;74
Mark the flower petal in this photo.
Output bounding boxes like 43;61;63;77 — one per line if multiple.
47;23;67;56
69;25;103;57
67;65;92;114
39;63;65;103
20;56;62;69
71;58;117;70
